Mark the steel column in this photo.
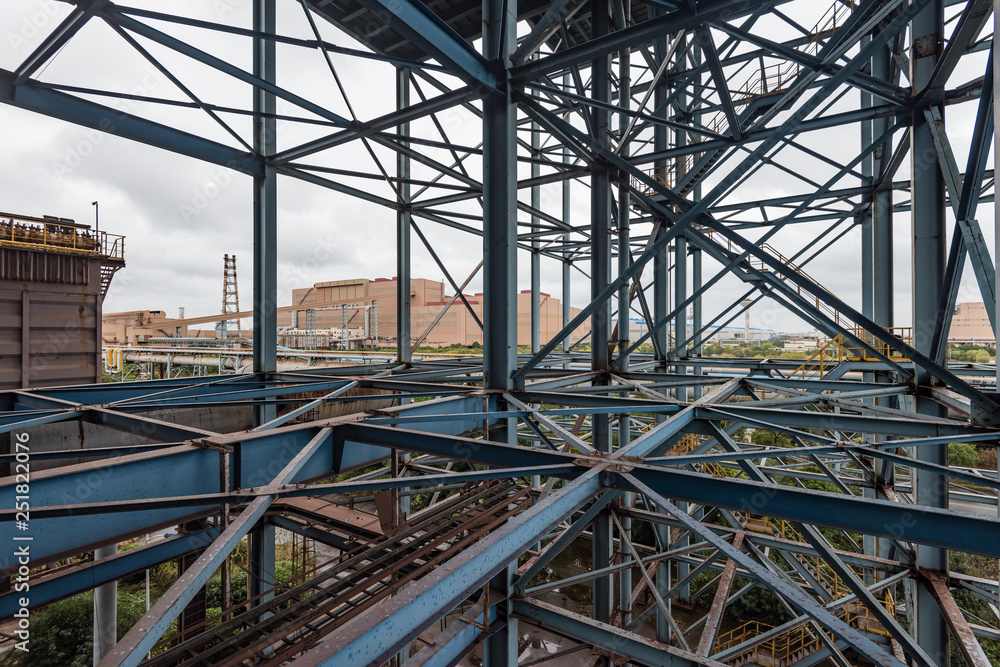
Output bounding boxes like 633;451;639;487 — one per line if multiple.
252;0;277;425
910;0;949;660
590;0;613;627
92;543;117;664
531;116;541;355
482;0;517;392
397;67;412;361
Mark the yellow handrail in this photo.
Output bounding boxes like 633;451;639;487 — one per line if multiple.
0;214;124;260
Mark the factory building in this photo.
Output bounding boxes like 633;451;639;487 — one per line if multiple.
948;301;996;345
281;277;589;348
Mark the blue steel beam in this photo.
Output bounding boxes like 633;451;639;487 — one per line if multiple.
622;464;1000;558
8;463;580;518
100;428;333;666
0;395;489;568
402;602;496;667
105;8;352;128
512;599;709;666
292;468;605;666
0;527;221;616
349;0;494;89
0;70;260;175
13;0;109;85
623;474;903;665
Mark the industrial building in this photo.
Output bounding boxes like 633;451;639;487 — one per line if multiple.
282;277;589;348
1;1;1000;666
949;301;997;345
0;211;124;389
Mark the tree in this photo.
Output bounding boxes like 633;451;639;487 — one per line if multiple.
949;442;978;468
3;592;147;667
974;350;991;363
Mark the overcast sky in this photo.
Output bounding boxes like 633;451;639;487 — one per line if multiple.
0;0;994;337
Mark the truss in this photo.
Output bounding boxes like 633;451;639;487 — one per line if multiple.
1;0;1000;665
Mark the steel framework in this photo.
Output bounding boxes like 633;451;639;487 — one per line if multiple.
2;0;1000;665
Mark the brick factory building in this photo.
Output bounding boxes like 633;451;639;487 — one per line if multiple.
280;277;589;348
948;301;996;345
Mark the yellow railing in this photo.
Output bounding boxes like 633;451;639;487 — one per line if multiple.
740;515;900;618
716;591;893;665
665;433;734;478
0;214;124;260
789;327;913;379
741;515;849;598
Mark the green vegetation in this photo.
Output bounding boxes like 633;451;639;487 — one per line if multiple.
948;343;996;363
948;442;979;468
703;340;813;360
948;552;1000;666
3;539;308;666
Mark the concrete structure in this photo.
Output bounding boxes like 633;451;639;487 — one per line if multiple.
283;277;588;348
102;309;203;345
948;301;996;344
0;211;124;389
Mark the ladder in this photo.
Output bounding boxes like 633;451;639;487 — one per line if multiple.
220;254;240;338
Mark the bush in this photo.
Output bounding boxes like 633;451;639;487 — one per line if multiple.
2;592;147;667
206;569;248;609
974;350;991;363
728;582;792;627
949;442;978;468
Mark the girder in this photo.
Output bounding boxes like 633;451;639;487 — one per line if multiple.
2;0;1000;663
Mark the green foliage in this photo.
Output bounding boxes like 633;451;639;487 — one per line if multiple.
2;592;147;667
948;343;996;362
702;340;808;360
948;553;1000;666
949;442;979;468
750;429;794;448
206;569;248;609
728;580;793;627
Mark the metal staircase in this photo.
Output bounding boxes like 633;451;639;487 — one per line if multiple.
712;515;895;666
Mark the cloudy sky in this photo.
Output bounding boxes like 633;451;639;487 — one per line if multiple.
0;0;994;337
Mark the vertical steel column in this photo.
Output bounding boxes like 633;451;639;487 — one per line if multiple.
690;36;703;402
252;0;277;426
860;38;877;567
590;0;613;626
691;248;703;399
92;544;117;664
672;35;690;605
617;43;633;631
562;75;572;360
674;235;687;378
531;118;541;354
910;0;948;660
482;0;517;393
483;0;517;659
873;27;895;331
397;67;412;362
994;1;999;395
653;28;669;371
249;523;276;617
872;25;896;564
652;22;671;643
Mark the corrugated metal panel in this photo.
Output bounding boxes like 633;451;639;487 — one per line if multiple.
0;247;102;390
